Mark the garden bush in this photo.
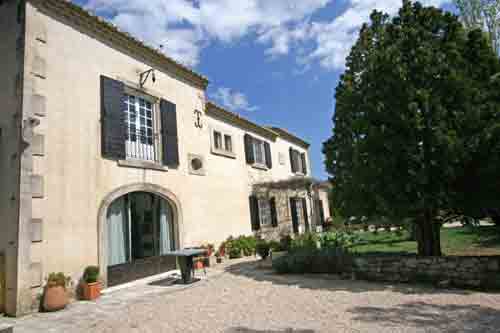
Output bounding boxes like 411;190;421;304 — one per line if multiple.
273;248;353;275
256;240;271;259
290;233;319;251
319;231;358;250
224;235;257;258
279;234;292;252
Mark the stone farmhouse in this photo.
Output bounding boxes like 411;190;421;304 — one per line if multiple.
0;0;331;316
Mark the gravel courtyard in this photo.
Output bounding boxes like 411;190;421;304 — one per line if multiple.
3;258;500;333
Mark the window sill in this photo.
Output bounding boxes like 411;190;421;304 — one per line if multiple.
118;159;168;172
211;148;236;159
252;163;268;171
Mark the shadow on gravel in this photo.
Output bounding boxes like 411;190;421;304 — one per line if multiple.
348;302;500;332
224;260;470;295
227;328;314;333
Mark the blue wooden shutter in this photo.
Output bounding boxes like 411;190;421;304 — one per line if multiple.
100;76;126;160
160;99;179;167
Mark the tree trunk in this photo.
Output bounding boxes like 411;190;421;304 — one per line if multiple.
416;212;442;256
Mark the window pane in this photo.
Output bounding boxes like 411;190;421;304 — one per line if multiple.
224;135;232;152
130;193;156;260
258;199;271;225
214;131;222;150
130;125;137;141
107;197;129;266
254;140;264;164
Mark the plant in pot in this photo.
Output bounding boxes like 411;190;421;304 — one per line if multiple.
43;272;71;312
218;242;226;258
82;266;101;301
215;251;223;263
204;243;215;257
256;240;271;260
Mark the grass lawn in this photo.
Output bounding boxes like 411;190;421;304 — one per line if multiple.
351;225;500;256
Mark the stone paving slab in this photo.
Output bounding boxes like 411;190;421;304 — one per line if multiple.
2;258;500;333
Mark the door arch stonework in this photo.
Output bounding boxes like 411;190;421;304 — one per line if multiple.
97;183;183;287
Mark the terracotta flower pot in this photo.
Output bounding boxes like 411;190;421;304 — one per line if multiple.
194;261;204;270
82;282;101;301
43;285;68;312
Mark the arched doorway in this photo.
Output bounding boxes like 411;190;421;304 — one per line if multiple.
100;187;181;287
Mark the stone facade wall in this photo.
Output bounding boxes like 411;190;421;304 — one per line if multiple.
0;253;5;313
351;255;500;290
1;0;330;316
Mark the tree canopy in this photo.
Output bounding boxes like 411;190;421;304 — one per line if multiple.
323;0;500;255
454;0;500;54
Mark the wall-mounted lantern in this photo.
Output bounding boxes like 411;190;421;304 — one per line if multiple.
139;68;156;88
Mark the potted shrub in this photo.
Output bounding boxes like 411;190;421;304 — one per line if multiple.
82;266;101;301
215;251;223;264
206;243;215;257
256;240;270;260
194;258;204;270
219;242;226;258
43;272;70;312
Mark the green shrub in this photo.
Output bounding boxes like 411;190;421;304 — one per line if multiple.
279;234;292;252
83;266;100;284
319;231;358;250
47;272;71;289
290;233;319;251
256;240;271;259
228;246;243;259
273;248;353;275
269;240;282;252
225;235;257;257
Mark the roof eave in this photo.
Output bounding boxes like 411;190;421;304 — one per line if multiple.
32;0;209;90
206;102;278;141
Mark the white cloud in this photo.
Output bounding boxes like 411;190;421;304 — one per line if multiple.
83;0;450;71
83;0;331;66
304;0;450;70
211;87;259;112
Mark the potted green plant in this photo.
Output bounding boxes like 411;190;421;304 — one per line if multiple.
256;240;271;260
82;266;101;301
43;272;70;312
215;251;223;263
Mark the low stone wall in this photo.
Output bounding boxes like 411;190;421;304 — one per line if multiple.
351;254;500;290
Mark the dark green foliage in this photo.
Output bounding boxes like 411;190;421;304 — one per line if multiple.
323;0;500;256
290;233;319;251
47;272;70;289
279;234;293;252
228;246;243;259
225;235;257;258
319;231;359;249
269;240;282;252
83;266;100;284
256;240;271;259
273;248;353;274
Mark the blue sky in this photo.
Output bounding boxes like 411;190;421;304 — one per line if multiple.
74;0;451;179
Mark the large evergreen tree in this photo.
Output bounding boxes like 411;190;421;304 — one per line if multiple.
323;0;500;256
